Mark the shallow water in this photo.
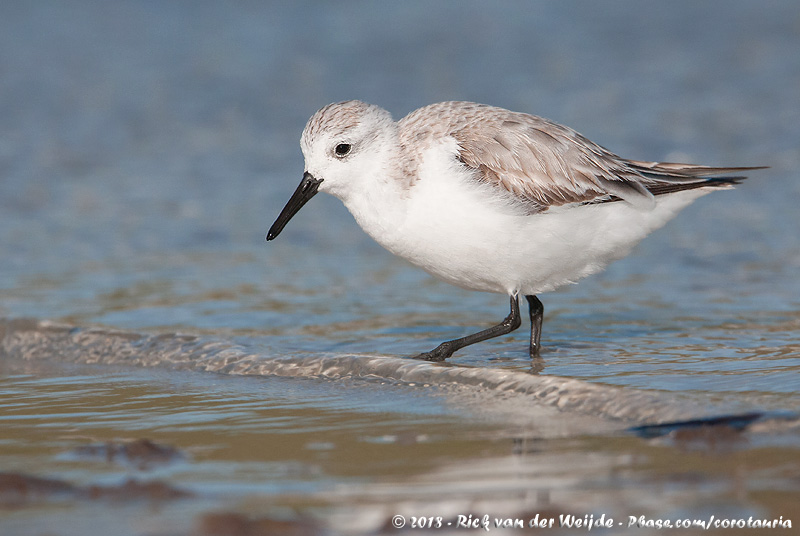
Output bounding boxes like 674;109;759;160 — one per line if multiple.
1;1;799;534
2;351;798;536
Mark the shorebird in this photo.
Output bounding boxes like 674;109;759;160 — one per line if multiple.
267;101;761;361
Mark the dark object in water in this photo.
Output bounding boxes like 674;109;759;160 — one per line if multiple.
197;511;322;536
628;411;795;439
71;438;185;470
0;471;192;507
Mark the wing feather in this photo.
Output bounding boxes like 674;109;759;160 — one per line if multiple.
452;111;658;211
398;102;763;213
427;103;764;212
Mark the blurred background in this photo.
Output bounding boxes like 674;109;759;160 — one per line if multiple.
1;1;798;535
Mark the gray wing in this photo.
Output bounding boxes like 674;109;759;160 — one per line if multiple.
449;107;761;212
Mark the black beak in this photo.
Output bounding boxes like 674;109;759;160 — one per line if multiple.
266;172;323;241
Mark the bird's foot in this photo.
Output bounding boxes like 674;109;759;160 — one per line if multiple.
412;342;456;362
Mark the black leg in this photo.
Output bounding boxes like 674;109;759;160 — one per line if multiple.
525;295;544;357
414;295;522;361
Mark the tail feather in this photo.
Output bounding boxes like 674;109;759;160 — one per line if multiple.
626;159;767;181
624;159;766;196
643;175;746;196
585;161;765;205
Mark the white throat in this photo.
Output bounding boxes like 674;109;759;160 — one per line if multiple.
322;132;413;252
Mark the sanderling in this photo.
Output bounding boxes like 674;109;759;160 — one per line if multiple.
267;101;763;361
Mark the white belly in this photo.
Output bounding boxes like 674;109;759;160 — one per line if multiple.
377;169;711;296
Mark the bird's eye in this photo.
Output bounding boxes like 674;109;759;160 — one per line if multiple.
334;143;352;158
